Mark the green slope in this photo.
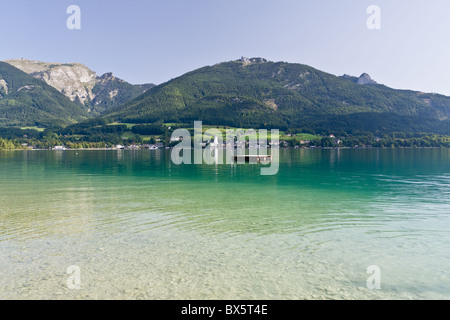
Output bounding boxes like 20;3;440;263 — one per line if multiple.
90;73;155;114
0;62;90;127
104;58;450;134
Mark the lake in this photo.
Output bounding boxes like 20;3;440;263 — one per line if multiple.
0;148;449;299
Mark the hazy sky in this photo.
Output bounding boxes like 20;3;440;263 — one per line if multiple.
1;0;450;95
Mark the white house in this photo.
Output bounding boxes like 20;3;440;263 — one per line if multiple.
170;136;183;142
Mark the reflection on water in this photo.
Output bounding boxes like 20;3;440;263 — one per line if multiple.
0;149;449;299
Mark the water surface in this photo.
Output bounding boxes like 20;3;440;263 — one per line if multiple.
0;149;449;299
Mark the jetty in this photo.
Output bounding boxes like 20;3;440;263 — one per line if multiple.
233;155;272;162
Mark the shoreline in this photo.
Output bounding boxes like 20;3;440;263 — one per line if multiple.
1;146;447;152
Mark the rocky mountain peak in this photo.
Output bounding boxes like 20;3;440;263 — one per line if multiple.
238;57;268;65
100;72;114;79
97;72;124;85
357;73;377;85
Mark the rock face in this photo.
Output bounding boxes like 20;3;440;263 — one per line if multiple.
4;59;154;114
5;59;97;104
357;73;377;85
0;78;8;96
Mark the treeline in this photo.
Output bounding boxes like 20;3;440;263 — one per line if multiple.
29;132;143;149
285;132;450;148
339;132;450;148
0;138;23;150
131;123;166;135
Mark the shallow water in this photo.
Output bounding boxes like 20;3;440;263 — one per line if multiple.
0;149;449;299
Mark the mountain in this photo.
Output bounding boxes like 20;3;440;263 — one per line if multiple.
0;62;90;127
105;57;450;134
4;59;155;114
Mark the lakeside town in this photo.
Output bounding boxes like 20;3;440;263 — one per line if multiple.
13;133;450;151
1;122;450;151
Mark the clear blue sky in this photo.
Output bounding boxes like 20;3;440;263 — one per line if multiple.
1;0;450;95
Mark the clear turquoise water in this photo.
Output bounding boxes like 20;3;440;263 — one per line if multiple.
0;149;449;299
